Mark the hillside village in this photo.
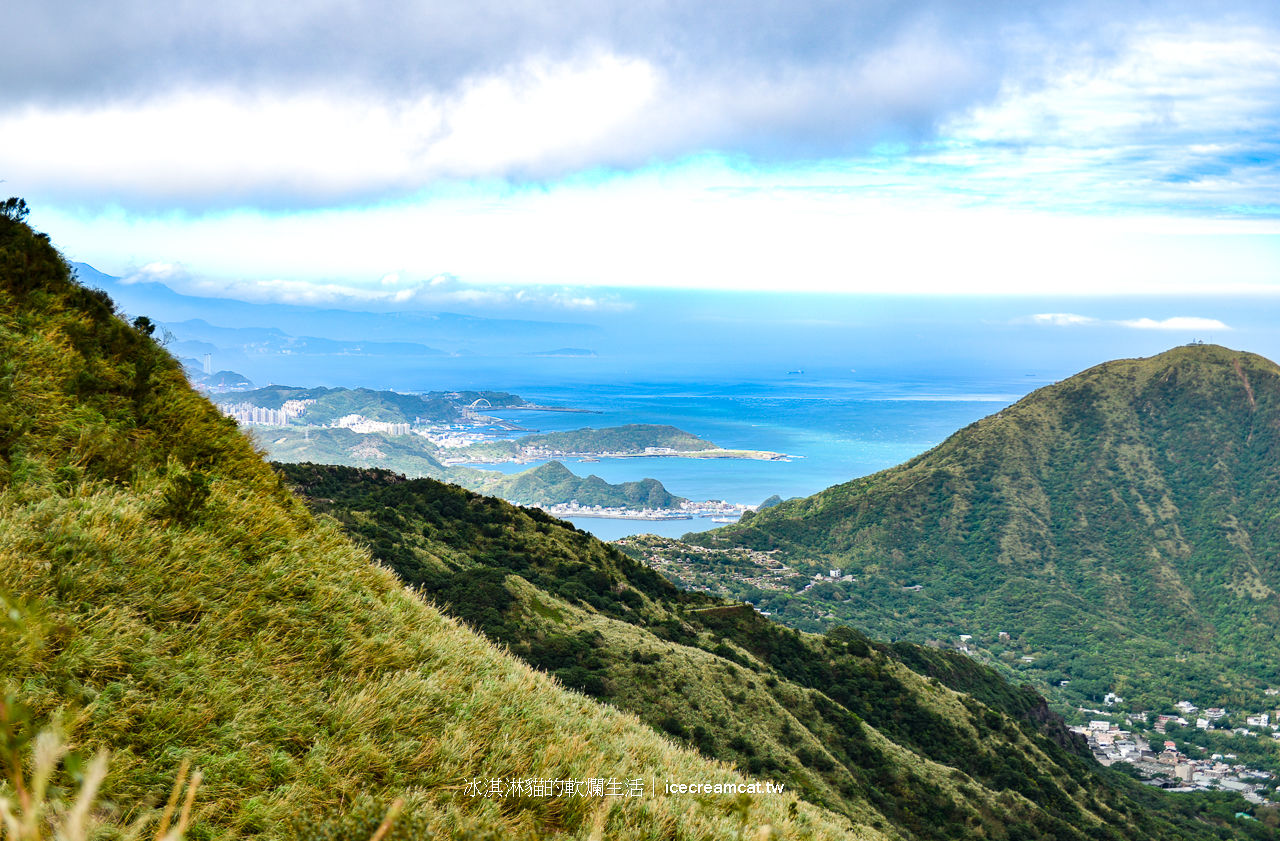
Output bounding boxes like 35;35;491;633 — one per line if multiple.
1079;710;1277;804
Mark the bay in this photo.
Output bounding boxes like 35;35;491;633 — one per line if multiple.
256;353;1051;540
465;372;1045;539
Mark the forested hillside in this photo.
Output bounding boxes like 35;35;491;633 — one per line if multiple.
691;345;1280;710
279;461;1277;840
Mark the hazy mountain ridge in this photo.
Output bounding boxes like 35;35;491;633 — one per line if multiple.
70;262;603;354
163;317;450;358
689;345;1280;709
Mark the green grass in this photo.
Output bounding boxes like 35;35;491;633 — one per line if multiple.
278;463;1276;841
0;210;871;840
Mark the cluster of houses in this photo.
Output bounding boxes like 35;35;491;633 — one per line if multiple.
331;413;412;435
538;501;693;522
801;568;855;593
622;539;798;596
1078;713;1274;803
1159;700;1280;739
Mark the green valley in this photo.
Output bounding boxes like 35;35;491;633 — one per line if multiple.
0;204;858;840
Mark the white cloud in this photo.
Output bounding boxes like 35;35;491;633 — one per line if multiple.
935;27;1280;215
121;262;195;286
1117;316;1230;330
8;23;1279;219
1019;313;1235;331
1026;313;1097;326
0;54;661;207
119;262;633;312
48;184;1280;299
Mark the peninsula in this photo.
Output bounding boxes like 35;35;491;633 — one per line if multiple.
438;423;787;463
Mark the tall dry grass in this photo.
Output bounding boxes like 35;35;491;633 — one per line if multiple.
0;216;879;839
0;702;198;841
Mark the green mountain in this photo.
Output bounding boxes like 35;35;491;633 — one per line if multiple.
0;209;855;840
687;345;1280;711
466;460;685;508
2;209;1272;839
277;462;1277;840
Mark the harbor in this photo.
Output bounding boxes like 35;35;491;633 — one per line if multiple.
536;499;752;523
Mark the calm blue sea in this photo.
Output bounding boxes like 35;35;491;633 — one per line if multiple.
462;371;1048;539
255;353;1053;540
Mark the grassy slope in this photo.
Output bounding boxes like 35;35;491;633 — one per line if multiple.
689;346;1280;709
277;463;1269;841
257;426;452;479
0;216;866;839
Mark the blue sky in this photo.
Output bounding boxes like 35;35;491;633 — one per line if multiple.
3;1;1278;327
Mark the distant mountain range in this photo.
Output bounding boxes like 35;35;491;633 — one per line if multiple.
164;317;450;360
70;262;604;357
519;347;598;357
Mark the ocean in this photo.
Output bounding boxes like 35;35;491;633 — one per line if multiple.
250;352;1054;540
459;369;1049;540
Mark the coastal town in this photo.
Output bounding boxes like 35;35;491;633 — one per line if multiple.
217;396;768;514
215;396;788;463
1076;702;1279;804
536;499;755;522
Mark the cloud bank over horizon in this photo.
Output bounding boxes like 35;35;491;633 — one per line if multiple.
3;1;1277;208
5;0;1279;299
